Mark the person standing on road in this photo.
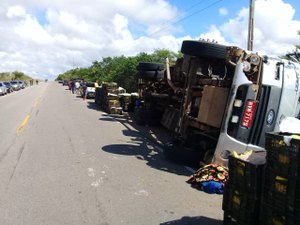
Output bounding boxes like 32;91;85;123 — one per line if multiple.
81;81;87;100
71;80;75;94
75;80;80;94
68;80;72;91
94;80;99;88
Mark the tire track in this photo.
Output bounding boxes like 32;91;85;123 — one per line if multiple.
62;126;76;154
0;136;17;163
7;142;26;186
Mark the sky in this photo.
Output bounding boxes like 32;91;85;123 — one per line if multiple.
0;0;299;80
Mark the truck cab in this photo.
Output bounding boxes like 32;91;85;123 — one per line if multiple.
165;40;300;166
214;52;300;165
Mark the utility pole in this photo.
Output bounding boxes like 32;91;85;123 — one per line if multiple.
247;0;255;51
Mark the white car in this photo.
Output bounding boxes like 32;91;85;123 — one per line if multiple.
18;80;26;89
10;81;21;91
85;82;96;98
0;82;8;95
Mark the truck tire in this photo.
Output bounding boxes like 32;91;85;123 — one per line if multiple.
135;108;163;125
181;40;227;59
203;149;214;165
163;141;203;168
137;62;165;71
137;70;165;80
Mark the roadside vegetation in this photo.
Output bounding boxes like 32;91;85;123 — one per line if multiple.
56;49;182;93
0;71;33;81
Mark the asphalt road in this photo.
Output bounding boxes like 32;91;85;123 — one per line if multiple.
0;82;223;225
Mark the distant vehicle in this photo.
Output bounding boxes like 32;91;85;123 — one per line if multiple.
62;80;69;86
18;80;26;89
3;82;14;93
10;81;21;91
0;82;8;95
86;82;96;98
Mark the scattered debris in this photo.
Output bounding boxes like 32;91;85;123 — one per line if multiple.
186;164;229;194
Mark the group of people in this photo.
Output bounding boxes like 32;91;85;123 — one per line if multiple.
68;79;98;100
29;79;39;86
68;79;85;99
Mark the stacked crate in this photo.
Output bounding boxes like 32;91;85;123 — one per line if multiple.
107;94;122;114
223;152;266;225
95;82;123;114
102;82;118;94
260;132;300;225
119;93;132;112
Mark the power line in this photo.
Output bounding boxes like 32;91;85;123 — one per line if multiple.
175;0;223;25
185;0;210;13
148;0;224;37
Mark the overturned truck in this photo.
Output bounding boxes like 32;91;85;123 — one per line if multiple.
138;40;300;167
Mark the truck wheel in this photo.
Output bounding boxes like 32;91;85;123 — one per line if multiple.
137;70;165;80
163;141;203;168
135;108;163;125
137;62;165;71
135;116;146;125
181;40;227;59
203;149;214;165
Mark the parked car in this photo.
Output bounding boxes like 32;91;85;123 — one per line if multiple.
18;80;26;89
85;82;96;98
62;80;69;86
3;82;14;93
0;82;8;95
10;81;21;91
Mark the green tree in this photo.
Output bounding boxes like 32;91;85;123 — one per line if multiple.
12;71;25;80
151;49;182;65
0;72;12;81
56;49;182;92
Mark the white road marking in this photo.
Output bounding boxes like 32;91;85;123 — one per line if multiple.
134;190;149;196
88;168;95;177
91;178;104;187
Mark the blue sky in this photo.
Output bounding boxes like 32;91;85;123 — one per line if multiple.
0;0;299;79
170;0;238;36
170;0;300;37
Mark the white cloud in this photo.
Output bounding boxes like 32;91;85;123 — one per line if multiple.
0;0;299;80
0;0;181;79
14;13;52;44
6;5;26;18
220;0;300;55
198;25;228;45
219;7;228;16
